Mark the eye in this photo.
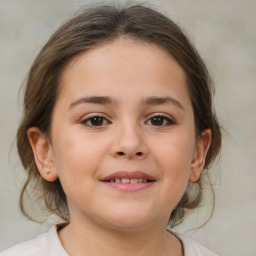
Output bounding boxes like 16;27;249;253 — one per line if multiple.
146;115;175;126
81;115;110;127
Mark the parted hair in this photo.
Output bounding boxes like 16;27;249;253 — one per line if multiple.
17;4;221;227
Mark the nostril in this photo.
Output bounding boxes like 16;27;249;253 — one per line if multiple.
136;152;143;156
117;152;125;156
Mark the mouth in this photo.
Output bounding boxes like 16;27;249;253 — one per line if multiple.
104;178;154;183
100;171;156;192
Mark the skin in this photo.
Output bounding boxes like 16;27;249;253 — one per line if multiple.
28;38;211;256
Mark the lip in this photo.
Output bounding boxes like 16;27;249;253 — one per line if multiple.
100;171;156;181
100;171;156;192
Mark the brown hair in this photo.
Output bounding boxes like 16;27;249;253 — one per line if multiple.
17;4;221;227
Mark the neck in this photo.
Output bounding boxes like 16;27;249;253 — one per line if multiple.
58;216;183;256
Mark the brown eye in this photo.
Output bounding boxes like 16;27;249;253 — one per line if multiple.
81;116;110;127
90;117;104;126
151;117;164;126
146;115;175;126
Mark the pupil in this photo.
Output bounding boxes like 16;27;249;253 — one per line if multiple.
152;117;163;125
91;117;103;126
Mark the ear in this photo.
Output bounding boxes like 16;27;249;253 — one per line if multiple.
27;127;58;182
189;129;211;183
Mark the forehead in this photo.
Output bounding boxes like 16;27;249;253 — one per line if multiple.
57;38;190;106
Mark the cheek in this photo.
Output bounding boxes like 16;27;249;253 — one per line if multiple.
51;133;105;206
151;129;195;194
51;130;107;184
155;131;195;170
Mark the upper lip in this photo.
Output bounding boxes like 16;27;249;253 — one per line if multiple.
101;171;156;181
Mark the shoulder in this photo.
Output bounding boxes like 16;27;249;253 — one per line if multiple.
0;226;68;256
0;231;48;256
176;233;218;256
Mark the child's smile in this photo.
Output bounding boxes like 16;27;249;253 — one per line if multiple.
100;170;156;192
42;38;209;231
8;4;221;255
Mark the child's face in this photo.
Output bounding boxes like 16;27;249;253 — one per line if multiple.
32;39;210;230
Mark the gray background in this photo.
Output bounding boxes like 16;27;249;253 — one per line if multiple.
0;0;255;255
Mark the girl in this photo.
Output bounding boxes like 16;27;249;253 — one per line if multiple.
1;4;221;256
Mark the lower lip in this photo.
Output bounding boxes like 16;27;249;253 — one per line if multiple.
102;182;155;192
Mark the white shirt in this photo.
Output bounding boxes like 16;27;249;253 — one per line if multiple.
0;226;218;256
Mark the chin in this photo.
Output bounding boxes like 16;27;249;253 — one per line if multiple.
97;209;163;232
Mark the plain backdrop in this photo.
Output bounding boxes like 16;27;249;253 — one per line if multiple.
0;0;255;255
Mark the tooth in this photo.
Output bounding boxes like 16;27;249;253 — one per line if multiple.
130;178;139;183
142;178;147;182
115;178;121;183
110;179;114;182
138;178;143;182
121;178;130;183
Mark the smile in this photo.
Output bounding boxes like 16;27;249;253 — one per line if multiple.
100;171;156;192
107;178;150;183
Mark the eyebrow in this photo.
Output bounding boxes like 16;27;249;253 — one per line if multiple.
69;96;184;111
144;96;185;110
69;96;114;109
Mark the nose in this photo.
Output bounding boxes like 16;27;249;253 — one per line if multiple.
110;123;148;160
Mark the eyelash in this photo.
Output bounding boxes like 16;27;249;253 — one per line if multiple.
80;114;176;127
80;114;111;127
145;114;176;127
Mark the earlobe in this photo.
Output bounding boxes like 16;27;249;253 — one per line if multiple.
189;129;211;183
27;127;58;182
